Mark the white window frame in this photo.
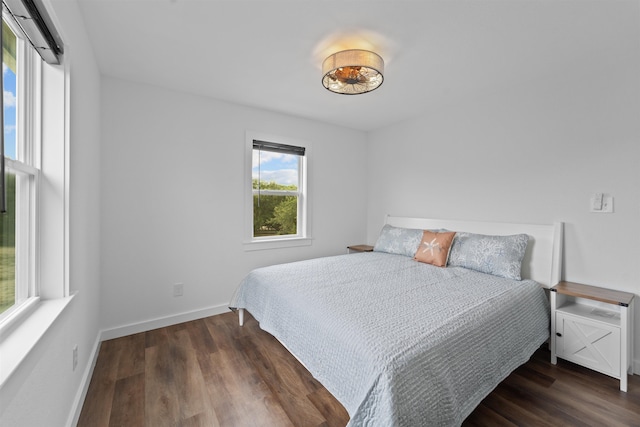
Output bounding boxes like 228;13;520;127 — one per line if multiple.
0;11;41;330
243;131;312;251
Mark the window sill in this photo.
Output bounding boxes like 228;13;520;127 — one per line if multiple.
0;293;75;388
243;236;312;251
0;297;41;335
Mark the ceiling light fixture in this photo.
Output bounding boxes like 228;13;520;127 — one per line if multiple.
322;49;384;95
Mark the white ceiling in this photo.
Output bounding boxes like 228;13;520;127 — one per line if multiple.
76;0;635;132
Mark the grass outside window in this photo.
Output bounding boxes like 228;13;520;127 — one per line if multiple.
0;173;16;315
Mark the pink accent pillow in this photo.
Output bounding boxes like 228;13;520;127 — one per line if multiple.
414;230;456;267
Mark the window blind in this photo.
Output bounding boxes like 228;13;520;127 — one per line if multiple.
253;140;305;156
3;0;63;64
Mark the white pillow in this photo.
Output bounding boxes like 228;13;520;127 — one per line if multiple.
448;232;529;280
373;224;423;257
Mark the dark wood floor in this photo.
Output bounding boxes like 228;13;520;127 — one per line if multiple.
78;311;640;426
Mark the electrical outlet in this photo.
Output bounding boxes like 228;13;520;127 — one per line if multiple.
173;283;184;297
72;345;78;371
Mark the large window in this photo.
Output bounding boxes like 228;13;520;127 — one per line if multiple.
0;15;39;320
244;132;311;250
0;19;17;316
0;0;63;324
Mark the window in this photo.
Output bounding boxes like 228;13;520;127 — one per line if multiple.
244;132;311;250
0;0;63;326
252;140;304;237
0;18;18;317
0;15;39;320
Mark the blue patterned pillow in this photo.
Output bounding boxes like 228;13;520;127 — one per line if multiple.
447;232;529;280
373;224;423;257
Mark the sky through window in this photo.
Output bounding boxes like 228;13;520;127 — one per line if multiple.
3;62;16;159
252;151;298;187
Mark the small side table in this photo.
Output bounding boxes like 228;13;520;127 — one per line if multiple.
347;244;374;254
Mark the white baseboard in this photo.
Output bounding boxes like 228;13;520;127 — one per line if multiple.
100;303;230;341
66;334;101;427
634;358;640;376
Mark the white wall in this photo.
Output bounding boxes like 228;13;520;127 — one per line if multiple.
99;77;367;332
366;17;640;362
0;0;102;426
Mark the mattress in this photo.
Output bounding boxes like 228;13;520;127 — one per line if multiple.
229;251;550;426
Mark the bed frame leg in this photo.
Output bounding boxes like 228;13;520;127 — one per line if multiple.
238;308;244;326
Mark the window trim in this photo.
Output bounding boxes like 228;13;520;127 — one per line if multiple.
243;130;312;251
0;34;69;396
0;0;67;340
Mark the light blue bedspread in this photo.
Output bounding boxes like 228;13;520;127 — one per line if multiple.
229;252;550;426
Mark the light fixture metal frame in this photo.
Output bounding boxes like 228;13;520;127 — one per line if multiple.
322;49;384;95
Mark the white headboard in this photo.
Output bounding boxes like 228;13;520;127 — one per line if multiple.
384;216;563;288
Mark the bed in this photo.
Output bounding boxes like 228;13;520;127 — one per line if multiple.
229;216;563;426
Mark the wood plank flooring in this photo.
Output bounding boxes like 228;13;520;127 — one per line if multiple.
78;311;640;426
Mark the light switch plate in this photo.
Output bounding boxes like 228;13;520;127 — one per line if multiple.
590;194;613;213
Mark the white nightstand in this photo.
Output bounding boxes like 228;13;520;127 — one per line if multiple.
550;281;635;392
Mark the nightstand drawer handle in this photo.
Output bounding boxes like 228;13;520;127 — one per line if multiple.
556;332;562;337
